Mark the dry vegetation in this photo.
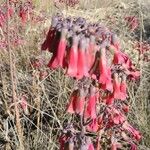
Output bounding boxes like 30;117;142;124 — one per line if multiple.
0;0;149;149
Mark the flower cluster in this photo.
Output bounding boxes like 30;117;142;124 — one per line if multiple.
0;1;46;50
0;1;31;49
0;1;33;26
42;14;141;149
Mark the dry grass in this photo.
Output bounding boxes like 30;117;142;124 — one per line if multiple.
0;0;150;149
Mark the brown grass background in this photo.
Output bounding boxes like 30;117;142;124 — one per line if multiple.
0;0;149;149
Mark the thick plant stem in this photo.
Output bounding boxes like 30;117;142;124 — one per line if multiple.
6;0;24;149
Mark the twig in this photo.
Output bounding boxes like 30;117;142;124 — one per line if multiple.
6;0;24;149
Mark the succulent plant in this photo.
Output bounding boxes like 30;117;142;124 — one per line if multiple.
42;14;141;150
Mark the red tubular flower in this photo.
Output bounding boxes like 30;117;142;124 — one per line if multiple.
67;90;78;114
48;28;67;69
84;86;97;119
111;143;118;150
122;104;129;113
111;45;132;69
41;28;56;51
113;112;126;125
41;16;58;51
96;138;102;150
67;89;85;115
86;35;96;70
113;73;124;100
68;139;74;150
113;50;126;65
101;68;113;92
87;118;99;132
104;94;114;105
80;136;95;150
80;137;94;150
130;143;138;150
67;35;79;77
109;107;126;125
59;134;68;150
122;121;142;141
114;52;140;81
95;87;100;101
127;70;140;80
99;48;112;87
77;38;89;79
88;143;95;150
75;97;85;115
89;51;100;80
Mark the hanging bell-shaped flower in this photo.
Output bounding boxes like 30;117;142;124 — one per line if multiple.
67;35;79;77
84;86;97;119
77;38;89;79
48;28;68;69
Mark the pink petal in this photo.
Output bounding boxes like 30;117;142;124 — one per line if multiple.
111;144;117;150
67;90;85;115
113;113;125;125
75;97;85;115
59;135;67;150
99;48;112;86
86;38;96;70
77;39;89;79
48;39;67;69
84;86;97;119
67;36;79;77
101;68;113;92
105;94;114;105
130;143;138;150
85;95;97;119
113;50;125;65
88;143;95;150
129;71;140;80
87;118;99;132
113;74;123;100
122;104;129;113
67;91;78;114
67;46;78;77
